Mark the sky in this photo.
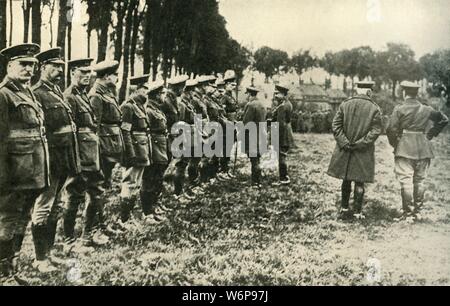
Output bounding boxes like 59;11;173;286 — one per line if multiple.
218;0;450;57
5;0;450;60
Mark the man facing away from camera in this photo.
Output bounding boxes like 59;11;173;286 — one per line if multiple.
327;81;383;220
386;81;448;221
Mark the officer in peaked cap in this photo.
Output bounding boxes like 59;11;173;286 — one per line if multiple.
141;78;172;223
271;83;293;186
387;80;448;221
217;70;239;181
327;79;382;220
119;74;164;225
0;43;50;280
89;59;123;191
63;57;108;249
161;74;189;162
242;85;266;187
31;47;81;273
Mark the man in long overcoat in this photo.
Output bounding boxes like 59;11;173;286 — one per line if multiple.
327;81;382;219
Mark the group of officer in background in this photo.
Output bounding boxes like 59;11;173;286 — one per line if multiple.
0;43;293;281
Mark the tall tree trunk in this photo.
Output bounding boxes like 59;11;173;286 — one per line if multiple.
48;0;56;47
114;0;129;62
143;1;152;74
8;0;12;46
57;0;68;57
65;14;72;88
119;0;137;104
96;26;108;62
31;0;41;45
22;0;31;43
129;6;141;77
0;0;6;80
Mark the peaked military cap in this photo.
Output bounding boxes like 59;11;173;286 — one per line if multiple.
275;84;289;95
36;47;65;65
148;80;165;94
356;81;375;89
246;86;260;94
0;43;40;63
93;60;120;76
223;70;236;83
167;75;189;86
215;77;225;87
185;78;199;88
130;74;150;87
68;58;93;71
400;81;420;89
197;75;216;84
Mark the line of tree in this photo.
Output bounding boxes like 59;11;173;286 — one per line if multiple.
252;44;450;103
0;0;252;102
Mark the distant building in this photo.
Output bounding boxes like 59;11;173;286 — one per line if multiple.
326;88;348;113
288;84;331;112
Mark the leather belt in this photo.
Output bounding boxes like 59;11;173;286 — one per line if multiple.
132;131;148;136
9;127;45;138
78;127;94;134
53;124;76;135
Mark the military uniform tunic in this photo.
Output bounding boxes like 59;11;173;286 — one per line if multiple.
0;77;49;241
89;81;124;188
141;98;169;215
386;98;448;212
63;84;104;240
32;80;80;226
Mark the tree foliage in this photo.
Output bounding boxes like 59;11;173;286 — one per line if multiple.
253;46;289;82
290;49;317;83
420;49;450;102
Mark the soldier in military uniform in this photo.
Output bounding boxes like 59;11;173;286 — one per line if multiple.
217;70;238;181
31;48;80;272
161;75;189;163
0;43;49;279
63;58;108;248
172;79;204;199
202;75;227;181
242;86;267;187
141;80;172;222
271;84;293;186
327;81;382;220
387;81;448;220
90;60;124;190
119;75;153;223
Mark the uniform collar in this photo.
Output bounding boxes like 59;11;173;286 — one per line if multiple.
2;76;28;92
94;80;115;96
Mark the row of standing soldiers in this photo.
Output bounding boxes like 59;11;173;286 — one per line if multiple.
0;43;293;280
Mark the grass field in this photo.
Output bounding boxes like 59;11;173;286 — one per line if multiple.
13;133;450;286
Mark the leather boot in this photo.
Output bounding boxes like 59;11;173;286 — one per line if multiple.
63;199;82;240
353;184;365;215
413;183;425;213
12;234;25;255
401;188;414;215
32;224;49;261
0;240;14;278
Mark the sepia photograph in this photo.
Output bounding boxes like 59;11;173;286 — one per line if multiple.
0;0;449;289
